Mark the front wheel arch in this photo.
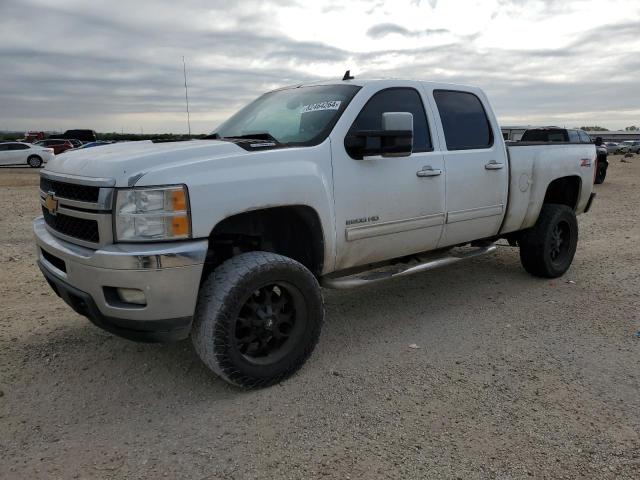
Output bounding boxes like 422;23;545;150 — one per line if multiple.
204;205;326;279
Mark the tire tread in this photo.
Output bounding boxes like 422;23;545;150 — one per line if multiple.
191;251;323;388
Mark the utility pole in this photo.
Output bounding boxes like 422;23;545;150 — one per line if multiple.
183;56;191;137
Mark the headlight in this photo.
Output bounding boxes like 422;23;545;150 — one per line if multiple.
114;185;191;242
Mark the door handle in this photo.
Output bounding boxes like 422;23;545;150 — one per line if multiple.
485;160;504;170
416;166;442;177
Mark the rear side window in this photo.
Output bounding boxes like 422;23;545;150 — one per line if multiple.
578;131;591;143
9;143;29;150
568;130;580;143
349;88;432;152
433;90;493;150
0;144;9;151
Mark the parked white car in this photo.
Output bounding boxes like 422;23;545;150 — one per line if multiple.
34;77;597;387
621;140;640;154
0;142;54;167
603;142;623;154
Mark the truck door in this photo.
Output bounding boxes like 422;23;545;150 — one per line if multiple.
430;89;508;247
330;85;446;271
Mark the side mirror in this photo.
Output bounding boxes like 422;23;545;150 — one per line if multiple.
594;136;603;146
344;112;413;159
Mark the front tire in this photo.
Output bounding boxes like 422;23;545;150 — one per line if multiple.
191;251;324;388
27;155;43;168
519;204;578;278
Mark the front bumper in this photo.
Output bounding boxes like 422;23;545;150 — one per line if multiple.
34;217;208;342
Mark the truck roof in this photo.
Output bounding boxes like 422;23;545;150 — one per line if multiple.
280;78;484;93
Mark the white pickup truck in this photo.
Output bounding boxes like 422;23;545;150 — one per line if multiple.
34;77;597;387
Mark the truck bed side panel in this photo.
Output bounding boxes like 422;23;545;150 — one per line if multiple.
500;143;595;234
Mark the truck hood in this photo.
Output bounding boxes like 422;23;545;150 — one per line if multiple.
43;140;246;186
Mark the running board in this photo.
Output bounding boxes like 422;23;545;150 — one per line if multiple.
321;243;497;289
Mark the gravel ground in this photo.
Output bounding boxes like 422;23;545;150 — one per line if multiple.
0;158;639;479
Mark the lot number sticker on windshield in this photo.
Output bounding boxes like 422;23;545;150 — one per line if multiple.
301;101;341;113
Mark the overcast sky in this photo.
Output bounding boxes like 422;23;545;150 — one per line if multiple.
1;0;639;133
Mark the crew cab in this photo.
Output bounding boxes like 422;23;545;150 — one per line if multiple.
34;77;597;387
520;127;608;183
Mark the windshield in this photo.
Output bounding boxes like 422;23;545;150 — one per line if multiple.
214;84;361;146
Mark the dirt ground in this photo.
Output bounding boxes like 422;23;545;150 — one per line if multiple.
0;157;638;479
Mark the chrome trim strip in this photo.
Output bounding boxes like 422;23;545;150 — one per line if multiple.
345;213;445;242
40;190;101;211
40;170;116;187
446;204;504;224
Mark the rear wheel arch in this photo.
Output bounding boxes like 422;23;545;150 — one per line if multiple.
542;175;582;210
204;205;325;279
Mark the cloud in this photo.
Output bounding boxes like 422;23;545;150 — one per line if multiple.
0;0;638;133
366;23;449;39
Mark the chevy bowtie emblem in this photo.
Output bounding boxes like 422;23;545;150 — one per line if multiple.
45;192;58;215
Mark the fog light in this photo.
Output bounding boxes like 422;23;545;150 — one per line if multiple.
116;288;147;306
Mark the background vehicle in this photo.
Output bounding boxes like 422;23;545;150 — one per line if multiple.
604;142;620;154
521;127;608;183
501;125;530;142
594;140;609;184
621;140;640;153
76;140;113;149
34;78;596;388
66;139;83;148
33;139;74;155
49;129;97;143
24;131;45;143
0;142;54;167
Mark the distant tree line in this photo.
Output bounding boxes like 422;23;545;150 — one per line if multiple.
96;132;208;142
579;126;609;131
579;126;639;132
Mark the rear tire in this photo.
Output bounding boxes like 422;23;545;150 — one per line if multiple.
594;163;607;184
191;251;324;388
519;204;578;278
27;155;43;168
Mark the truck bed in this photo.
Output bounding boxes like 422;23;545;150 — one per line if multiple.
500;143;595;234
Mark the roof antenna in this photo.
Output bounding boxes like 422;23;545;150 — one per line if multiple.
342;70;354;81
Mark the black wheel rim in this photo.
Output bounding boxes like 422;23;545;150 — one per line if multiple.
550;220;570;263
233;282;306;365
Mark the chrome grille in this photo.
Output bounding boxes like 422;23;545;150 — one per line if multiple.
42;207;100;243
39;172;115;248
40;177;100;203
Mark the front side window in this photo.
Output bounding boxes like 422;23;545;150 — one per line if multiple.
433;90;493;150
348;88;432;152
214;84;360;147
